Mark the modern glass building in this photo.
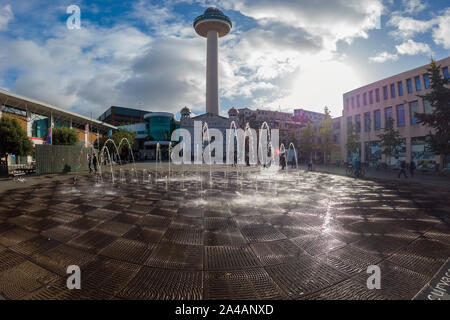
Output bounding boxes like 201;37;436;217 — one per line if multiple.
118;112;180;161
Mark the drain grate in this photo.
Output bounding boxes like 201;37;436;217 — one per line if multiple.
304;278;385;300
204;217;238;231
146;243;203;270
42;225;80;243
0;261;58;299
118;267;202;300
265;258;347;299
68;230;116;253
204;245;260;270
68;217;101;231
0;249;27;273
23;276;86;300
203;230;246;246
250;239;305;266
33;244;96;276
112;213;141;224
137;214;172;228
204;268;286;300
241;225;287;243
96;221;133;237
162;228;203;245
0;227;37;247
291;234;346;257
351;235;411;259
100;238;154;265
81;257;141;298
11;235;60;256
123;226;165;244
319;245;381;276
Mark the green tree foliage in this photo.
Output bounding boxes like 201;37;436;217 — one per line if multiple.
346;123;360;156
416;59;450;172
319;106;333;164
98;129;137;155
378;118;403;166
52;127;78;145
0;116;33;158
299;122;315;161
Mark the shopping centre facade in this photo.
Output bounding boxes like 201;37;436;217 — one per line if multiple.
341;57;450;169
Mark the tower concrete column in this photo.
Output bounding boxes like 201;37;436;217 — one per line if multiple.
194;7;232;116
206;30;219;115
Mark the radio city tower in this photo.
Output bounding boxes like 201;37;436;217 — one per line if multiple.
194;7;232;115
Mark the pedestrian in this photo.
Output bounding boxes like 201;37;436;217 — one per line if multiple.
398;161;408;179
93;154;98;174
280;153;286;170
409;160;416;178
88;154;92;173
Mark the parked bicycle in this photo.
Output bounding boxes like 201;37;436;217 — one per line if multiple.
346;164;365;178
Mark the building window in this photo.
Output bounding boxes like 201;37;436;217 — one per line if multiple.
355;114;361;133
390;84;396;98
346;98;349;109
356;95;360;108
383;86;388;100
363;93;367;106
385;107;393;127
375;89;380;102
396;104;405;127
351;97;355;109
423;99;432;114
423;74;430;89
364;112;371;132
398;81;403;96
374;110;381;131
443;67;449;80
409;101;420;124
369;91;374;104
407;79;413;93
31;116;50;139
415;76;422;91
347;116;352;133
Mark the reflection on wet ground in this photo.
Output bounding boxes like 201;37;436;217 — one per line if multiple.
0;167;449;300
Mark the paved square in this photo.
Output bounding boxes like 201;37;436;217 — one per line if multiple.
0;166;449;300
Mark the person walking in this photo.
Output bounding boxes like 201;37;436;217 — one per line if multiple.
409;160;416;178
280;153;286;170
398;161;408;179
88;154;92;173
92;154;98;174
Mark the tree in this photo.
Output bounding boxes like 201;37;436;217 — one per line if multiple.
299;122;315;163
52;127;78;145
346;123;360;159
416;59;450;172
0;116;33;159
98;129;137;161
378;118;403;167
319;106;333;164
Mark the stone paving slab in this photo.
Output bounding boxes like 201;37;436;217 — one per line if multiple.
0;166;448;300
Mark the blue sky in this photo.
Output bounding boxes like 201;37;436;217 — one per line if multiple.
0;0;449;118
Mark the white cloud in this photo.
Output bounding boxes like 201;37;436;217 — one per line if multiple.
0;23;207;116
402;0;427;14
432;8;450;49
219;0;384;51
369;51;399;63
395;39;431;55
0;4;13;30
387;14;435;40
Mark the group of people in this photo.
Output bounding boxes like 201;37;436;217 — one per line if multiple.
87;154;98;174
398;160;416;179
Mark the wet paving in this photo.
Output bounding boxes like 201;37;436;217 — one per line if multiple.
0;166;449;300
